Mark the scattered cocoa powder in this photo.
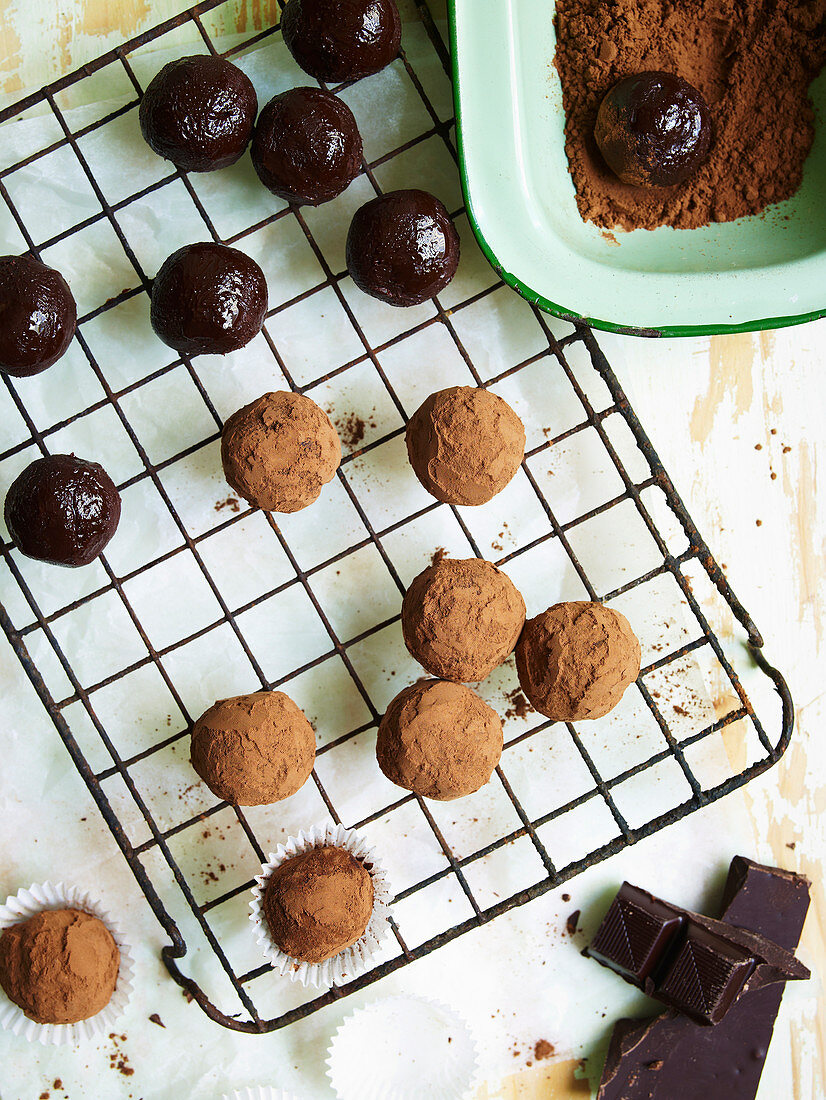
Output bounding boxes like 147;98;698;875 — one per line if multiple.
377;679;504;800
191;690;316;806
263;846;374;963
214;496;240;513
402;557;526;683
406;387;526;506
504;688;533;720
554;0;826;229
535;1039;556;1061
515;602;640;721
0;909;119;1025
221;391;341;513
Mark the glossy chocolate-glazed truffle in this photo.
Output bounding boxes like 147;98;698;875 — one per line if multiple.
595;72;712;188
0;255;77;378
252;87;363;206
5;454;121;567
281;0;401;83
139;55;257;172
150;242;268;356
346;189;460;306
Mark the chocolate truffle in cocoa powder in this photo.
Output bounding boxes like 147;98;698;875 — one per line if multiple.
595;72;712;189
251;87;363;206
263;845;374;964
221;390;341;513
346;189;460;307
377;679;503;800
139;55;257;172
150;242;268;357
191;691;316;806
281;0;401;83
402;557;526;683
0;255;77;378
406;386;526;506
515;601;641;722
5;454;121;568
0;908;119;1025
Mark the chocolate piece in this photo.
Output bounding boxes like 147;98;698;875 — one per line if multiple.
587;879;807;1025
596;859;811;1099
5;454;121;568
221;391;341;513
263;845;374;964
281;0;402;83
251;87;363;206
0;909;119;1025
150;242;268;356
139;55;257;172
346;189;460;307
376;679;503;800
588;883;684;985
654;924;754;1025
594;72;712;188
406;386;526;506
402;557;526;683
0;255;77;377
191;691;316;806
516;602;641;722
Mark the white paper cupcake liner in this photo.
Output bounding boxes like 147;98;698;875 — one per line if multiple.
326;994;480;1100
250;821;392;989
0;881;134;1046
222;1089;303;1100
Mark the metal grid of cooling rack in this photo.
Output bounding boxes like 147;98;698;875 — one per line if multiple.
0;0;792;1033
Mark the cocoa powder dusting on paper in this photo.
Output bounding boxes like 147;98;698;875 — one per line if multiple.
554;0;826;229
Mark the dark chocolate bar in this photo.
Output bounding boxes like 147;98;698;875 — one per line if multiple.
596;858;811;1100
585;879;807;1024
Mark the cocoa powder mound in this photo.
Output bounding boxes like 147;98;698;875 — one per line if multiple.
221;390;341;513
402;557;526;683
191;690;316;806
377;679;504;800
516;601;640;720
406;386;526;506
0;909;119;1025
554;0;826;230
263;846;374;964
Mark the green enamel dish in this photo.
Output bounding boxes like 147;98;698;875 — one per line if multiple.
447;0;826;337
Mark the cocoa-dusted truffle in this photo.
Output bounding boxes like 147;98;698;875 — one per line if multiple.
263;845;374;964
281;0;402;83
515;601;641;721
0;909;119;1025
406;386;525;506
191;690;316;806
377;679;503;800
221;391;341;513
0;255;76;378
150;242;268;357
346;189;460;307
402;557;526;683
595;72;712;189
5;454;121;568
139;55;257;172
252;87;363;206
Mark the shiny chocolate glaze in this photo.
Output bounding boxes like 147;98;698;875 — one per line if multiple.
281;0;401;83
150;242;268;356
5;454;121;567
346;188;460;307
595;72;712;188
0;255;77;378
139;55;258;173
251;87;363;206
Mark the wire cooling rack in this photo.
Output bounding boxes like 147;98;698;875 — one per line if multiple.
0;0;792;1033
